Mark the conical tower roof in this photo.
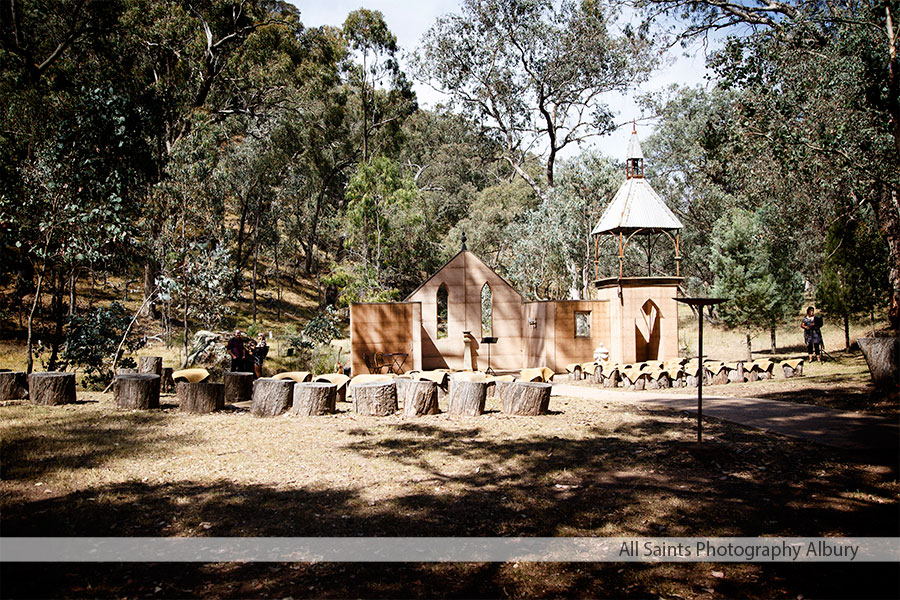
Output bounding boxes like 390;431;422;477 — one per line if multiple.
591;129;682;235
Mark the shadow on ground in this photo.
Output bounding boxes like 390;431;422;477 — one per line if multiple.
2;407;898;598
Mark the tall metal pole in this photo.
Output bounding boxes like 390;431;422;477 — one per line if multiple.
697;308;703;443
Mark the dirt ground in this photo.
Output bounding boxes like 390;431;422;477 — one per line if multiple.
1;383;898;599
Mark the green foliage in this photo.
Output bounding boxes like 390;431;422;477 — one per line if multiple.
413;0;655;188
345;156;431;295
321;262;400;307
817;206;891;321
303;306;343;346
710;210;796;354
61;302;144;387
505;150;619;299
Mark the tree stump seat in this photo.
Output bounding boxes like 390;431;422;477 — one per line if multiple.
177;381;224;414
351;381;397;416
448;380;487;416
396;378;439;416
292;382;337;416
115;373;160;410
224;371;254;404
28;372;76;406
0;371;28;401
501;381;550;416
251;378;294;417
782;359;804;378
313;374;351;403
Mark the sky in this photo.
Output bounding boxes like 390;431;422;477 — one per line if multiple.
289;0;713;162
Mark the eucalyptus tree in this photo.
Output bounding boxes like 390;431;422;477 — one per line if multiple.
638;0;900;329
505;150;620;299
342;9;417;162
413;0;655;198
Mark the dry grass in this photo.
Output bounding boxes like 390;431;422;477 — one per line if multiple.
675;305;886;362
1;387;897;598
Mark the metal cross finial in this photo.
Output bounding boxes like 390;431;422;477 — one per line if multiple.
461;231;467;251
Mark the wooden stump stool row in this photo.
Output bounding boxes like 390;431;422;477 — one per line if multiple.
177;381;224;414
0;371;28;401
28;372;76;405
115;373;160;410
351;381;397;416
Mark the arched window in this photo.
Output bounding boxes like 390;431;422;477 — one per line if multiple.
481;283;493;338
436;284;448;339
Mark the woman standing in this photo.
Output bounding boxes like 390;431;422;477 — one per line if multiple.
801;307;823;362
252;333;269;378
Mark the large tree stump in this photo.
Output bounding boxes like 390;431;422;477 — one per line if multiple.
448;380;487;416
351;381;397;416
161;367;175;393
858;337;899;390
250;378;294;417
292;382;336;416
397;378;439;416
0;371;28;401
115;373;160;410
177;381;224;414
501;381;550;416
224;371;254;404
28;372;76;406
117;367;138;375
138;356;163;376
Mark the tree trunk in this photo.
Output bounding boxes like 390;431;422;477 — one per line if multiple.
0;371;28;401
224;371;254;404
115;373;160;410
140;262;159;318
291;382;337;416
351;381;397;416
844;313;851;349
252;209;260;325
501;381;550;416
770;327;777;354
47;269;64;371
745;332;753;362
28;372;76;405
397;378;439;416
161;367;175;394
68;268;78;318
138;356;163;376
448;380;486;416
250;378;294;417
858;337;899;391
177;381;224;414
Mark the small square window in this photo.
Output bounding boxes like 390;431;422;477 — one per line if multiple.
575;311;591;338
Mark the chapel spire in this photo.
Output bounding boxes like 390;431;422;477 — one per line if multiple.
625;122;644;179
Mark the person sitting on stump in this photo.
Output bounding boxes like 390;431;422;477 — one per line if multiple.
226;329;249;372
801;306;823;362
252;333;269;378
